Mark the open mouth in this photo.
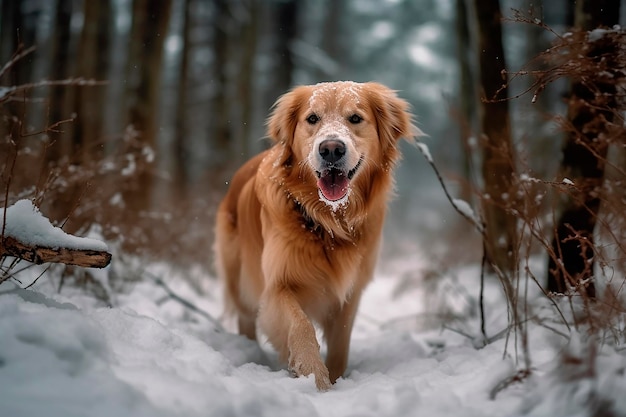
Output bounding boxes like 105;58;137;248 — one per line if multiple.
315;157;363;202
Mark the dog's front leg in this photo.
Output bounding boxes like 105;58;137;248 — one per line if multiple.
323;288;363;383
259;287;331;391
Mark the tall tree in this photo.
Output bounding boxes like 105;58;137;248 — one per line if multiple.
316;0;345;81
271;0;298;94
72;0;112;164
0;1;44;163
173;0;192;197
455;0;477;203
123;0;173;212
47;0;75;162
0;1;39;85
474;0;518;273
547;0;621;297
233;0;260;159
209;0;234;183
209;0;261;184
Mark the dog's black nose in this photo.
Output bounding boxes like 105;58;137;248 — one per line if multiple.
319;139;346;164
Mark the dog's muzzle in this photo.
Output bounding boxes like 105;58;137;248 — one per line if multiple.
315;139;362;202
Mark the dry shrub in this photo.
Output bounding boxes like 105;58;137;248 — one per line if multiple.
1;48;221;297
500;21;626;363
424;20;626;377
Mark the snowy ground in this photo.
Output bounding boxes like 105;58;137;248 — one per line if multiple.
3;250;625;417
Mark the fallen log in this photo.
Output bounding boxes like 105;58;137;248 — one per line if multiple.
1;199;112;269
0;236;112;268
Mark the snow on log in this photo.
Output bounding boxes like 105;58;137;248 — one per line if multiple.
0;199;111;268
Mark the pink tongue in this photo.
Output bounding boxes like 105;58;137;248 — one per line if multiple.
318;170;349;201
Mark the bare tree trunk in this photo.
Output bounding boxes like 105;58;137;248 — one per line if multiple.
234;1;260;160
173;0;192;198
0;2;39;85
547;0;620;297
317;0;345;81
455;0;477;203
272;0;298;92
474;0;518;273
0;0;25;183
72;0;112;164
208;0;261;179
47;0;75;163
41;0;80;226
209;0;233;184
123;0;173;212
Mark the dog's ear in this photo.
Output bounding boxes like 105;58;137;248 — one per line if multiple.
365;83;421;164
266;87;309;166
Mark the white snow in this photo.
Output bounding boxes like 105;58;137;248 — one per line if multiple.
562;178;575;186
0;199;108;251
416;141;433;163
0;263;529;417
0;86;13;100
588;28;609;42
451;197;482;230
308;81;363;109
519;173;541;183
1;229;626;416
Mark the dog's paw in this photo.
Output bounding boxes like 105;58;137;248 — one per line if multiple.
289;354;332;391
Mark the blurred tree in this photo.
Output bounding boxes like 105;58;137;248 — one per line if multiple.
547;0;621;297
173;0;192;197
210;0;233;181
72;0;112;164
123;0;173;212
0;1;39;85
234;0;260;159
0;1;19;71
209;0;262;187
455;0;476;203
0;0;27;174
47;0;75;162
272;0;298;91
316;0;346;80
474;0;518;273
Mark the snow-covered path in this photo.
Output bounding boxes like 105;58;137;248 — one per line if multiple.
0;261;521;417
1;259;623;417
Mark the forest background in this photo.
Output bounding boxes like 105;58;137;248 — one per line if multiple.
1;0;626;322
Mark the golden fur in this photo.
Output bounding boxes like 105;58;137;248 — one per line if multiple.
214;81;416;390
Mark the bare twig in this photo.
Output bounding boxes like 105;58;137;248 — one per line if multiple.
415;141;484;233
24;264;52;289
480;241;488;341
0;45;36;80
0;78;108;104
489;368;532;400
61;180;91;228
1;144;18;242
143;269;224;332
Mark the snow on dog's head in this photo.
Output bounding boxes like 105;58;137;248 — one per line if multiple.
267;81;418;210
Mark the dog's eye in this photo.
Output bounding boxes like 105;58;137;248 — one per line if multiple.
306;114;320;125
348;114;362;124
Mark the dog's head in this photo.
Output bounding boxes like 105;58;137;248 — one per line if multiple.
267;81;417;206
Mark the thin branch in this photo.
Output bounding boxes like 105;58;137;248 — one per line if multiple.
143;269;224;332
489;368;532;400
479;241;488;341
415;141;484;233
0;78;108;104
61;180;91;228
0;45;36;80
24;264;52;289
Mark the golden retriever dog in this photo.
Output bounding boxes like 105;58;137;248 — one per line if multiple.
214;81;417;391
